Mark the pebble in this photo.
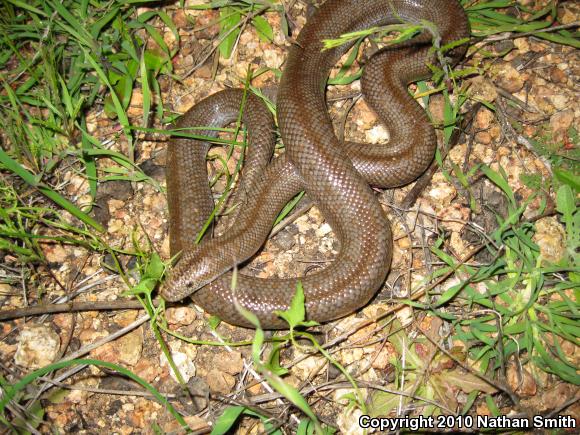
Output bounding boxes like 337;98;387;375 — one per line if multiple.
507;364;537;397
550;109;575;142
549;66;568;84
166;307;197;326
274;230;296;251
315;223;333;237
475;107;495;130
468;76;498;103
91;328;143;366
205;368;235;394
163;416;210;434
43;244;68;264
213;350;244;375
160;350;196;383
290;349;326;381
533;216;567;264
365;125;389;144
495;63;524;93
427;182;457;207
14;324;60;369
428;94;446;123
371;346;394;370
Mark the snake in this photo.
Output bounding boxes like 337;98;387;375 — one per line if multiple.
161;0;470;328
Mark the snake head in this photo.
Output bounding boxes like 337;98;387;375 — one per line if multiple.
160;249;225;302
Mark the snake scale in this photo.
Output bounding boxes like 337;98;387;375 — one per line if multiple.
161;0;470;328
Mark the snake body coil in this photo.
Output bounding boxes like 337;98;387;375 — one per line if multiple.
162;0;470;328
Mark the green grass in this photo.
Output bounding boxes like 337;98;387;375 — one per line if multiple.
0;358;189;432
0;0;174;236
0;0;578;432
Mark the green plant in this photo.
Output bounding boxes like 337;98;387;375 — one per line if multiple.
190;0;283;60
416;168;579;385
0;358;189;432
0;0;174;247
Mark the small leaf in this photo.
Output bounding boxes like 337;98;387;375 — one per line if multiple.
208;316;221;330
211;406;245;435
275;283;319;328
367;386;415;418
556;184;575;217
433;370;498;394
140;51;151;128
252;15;273;42
554;168;580;192
219;7;242;59
480;164;516;206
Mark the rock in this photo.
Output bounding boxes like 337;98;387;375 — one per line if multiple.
205;368;236;394
127;89;143;117
336;407;365;435
429;94;446;123
533;217;567;264
371;346;394;370
549;66;567;84
0;283;15;296
162;416;210;434
192;9;219;40
475;108;495;130
550;109;575;143
166;307;197;326
315;223;332;237
397;236;411;250
160;350;196;383
513;38;530;54
449;231;468;254
355;100;378;127
365;125;389;144
0;342;18;358
173;9;191;29
15;324;60;369
428;182;457;207
475;131;493;144
133;358;160;383
550;93;569;111
213;350;244;376
108;218;125;234
538;383;577;412
495;63;524;93
263;49;283;69
468;76;498;103
558;1;580;25
142;192;167;214
113;310;139;328
117;329;143;365
187;377;210;411
338;347;364;366
43;244;68;264
291;350;326;381
91;328;143;366
531;85;568;114
274;230;296;251
507;364;537;397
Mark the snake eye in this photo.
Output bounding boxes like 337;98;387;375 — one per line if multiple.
161;251;230;302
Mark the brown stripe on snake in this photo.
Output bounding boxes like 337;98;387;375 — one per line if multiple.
162;0;470;328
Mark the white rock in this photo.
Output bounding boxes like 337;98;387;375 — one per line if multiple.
160;351;196;383
14;325;60;369
365;125;389;144
316;223;333;237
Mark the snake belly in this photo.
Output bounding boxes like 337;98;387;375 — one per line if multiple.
162;0;470;328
